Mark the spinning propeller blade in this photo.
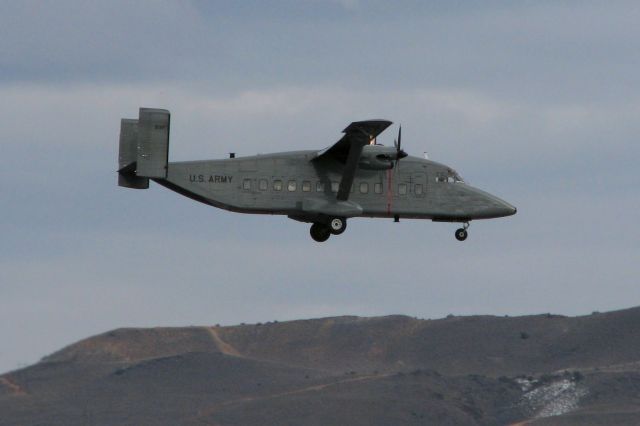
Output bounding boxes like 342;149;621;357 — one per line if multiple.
394;125;407;168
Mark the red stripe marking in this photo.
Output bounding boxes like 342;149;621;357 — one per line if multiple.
386;169;393;216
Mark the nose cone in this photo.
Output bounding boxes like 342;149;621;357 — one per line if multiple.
481;200;516;219
466;187;517;219
499;200;517;217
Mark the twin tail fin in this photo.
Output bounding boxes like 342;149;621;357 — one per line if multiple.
118;108;170;189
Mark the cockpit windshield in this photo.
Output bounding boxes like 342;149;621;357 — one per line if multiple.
435;169;465;184
448;170;464;183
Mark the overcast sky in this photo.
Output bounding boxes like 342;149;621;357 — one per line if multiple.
1;0;639;373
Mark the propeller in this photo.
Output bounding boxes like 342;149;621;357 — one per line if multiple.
388;125;407;221
393;125;408;168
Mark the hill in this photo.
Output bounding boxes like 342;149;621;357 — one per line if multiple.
2;307;640;425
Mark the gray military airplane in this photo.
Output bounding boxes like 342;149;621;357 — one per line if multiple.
118;108;516;242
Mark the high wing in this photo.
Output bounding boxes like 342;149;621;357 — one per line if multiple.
314;120;392;201
315;120;393;163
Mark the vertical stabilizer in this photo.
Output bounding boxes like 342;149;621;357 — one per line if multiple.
118;118;148;189
136;108;170;179
118;118;139;169
117;107;170;189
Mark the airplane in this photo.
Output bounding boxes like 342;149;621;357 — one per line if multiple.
117;108;516;242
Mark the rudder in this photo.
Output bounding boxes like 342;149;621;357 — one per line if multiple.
136;108;170;179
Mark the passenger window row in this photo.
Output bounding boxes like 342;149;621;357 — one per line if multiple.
243;179;424;196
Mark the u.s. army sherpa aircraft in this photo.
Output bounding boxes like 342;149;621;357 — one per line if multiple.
118;108;516;242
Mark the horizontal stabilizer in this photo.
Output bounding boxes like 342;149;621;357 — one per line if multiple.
118;162;148;189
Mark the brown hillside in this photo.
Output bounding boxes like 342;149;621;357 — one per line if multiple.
2;307;640;425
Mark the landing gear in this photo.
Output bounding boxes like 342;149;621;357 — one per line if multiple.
310;223;331;242
328;217;347;235
455;222;470;242
309;218;347;242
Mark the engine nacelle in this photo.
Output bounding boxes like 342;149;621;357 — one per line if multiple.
358;145;398;170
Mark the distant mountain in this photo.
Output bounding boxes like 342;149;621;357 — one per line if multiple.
2;307;640;425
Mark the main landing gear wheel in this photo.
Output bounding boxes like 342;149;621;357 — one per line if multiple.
310;223;331;242
455;222;470;242
455;228;468;241
329;217;347;235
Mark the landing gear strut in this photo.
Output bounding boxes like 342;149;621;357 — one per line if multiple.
455;222;470;242
310;223;331;242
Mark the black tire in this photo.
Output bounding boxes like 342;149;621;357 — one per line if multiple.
455;228;468;241
310;223;331;242
328;217;347;235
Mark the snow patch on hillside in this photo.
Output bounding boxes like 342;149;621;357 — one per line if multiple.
518;377;588;418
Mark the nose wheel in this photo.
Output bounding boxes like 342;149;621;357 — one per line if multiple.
455;222;470;241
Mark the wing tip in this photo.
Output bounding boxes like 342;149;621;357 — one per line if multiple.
343;119;393;135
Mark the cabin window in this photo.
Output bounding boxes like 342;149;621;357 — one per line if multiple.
243;179;252;190
415;184;423;195
435;173;447;183
316;182;325;192
374;183;383;194
259;179;268;191
398;183;407;195
288;180;297;192
359;182;369;194
302;181;311;192
273;180;283;191
331;181;339;193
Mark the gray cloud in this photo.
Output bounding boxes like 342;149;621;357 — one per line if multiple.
3;1;639;100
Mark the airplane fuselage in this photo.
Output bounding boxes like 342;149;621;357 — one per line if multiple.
118;109;516;242
154;150;516;223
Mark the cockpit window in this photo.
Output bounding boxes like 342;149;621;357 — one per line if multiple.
451;171;464;183
436;171;464;183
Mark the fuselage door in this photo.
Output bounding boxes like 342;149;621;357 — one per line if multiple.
412;173;426;198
